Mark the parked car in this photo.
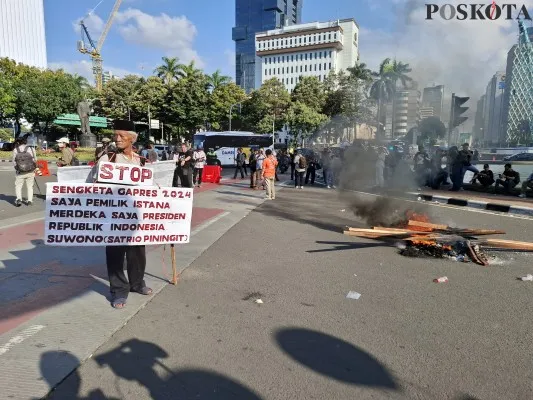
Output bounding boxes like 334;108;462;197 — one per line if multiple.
503;152;533;161
1;142;14;151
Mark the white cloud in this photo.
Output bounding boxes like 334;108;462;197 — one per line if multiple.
49;60;140;82
72;12;104;39
358;0;533;123
115;8;204;67
224;49;235;68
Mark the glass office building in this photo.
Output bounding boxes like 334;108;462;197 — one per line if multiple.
233;0;303;92
505;22;533;144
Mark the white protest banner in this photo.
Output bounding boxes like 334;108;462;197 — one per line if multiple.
97;162;154;186
44;182;193;247
57;160;176;187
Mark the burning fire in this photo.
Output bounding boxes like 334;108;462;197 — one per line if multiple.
396;211;433;232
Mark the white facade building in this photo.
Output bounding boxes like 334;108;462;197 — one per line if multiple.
255;18;359;92
0;0;47;69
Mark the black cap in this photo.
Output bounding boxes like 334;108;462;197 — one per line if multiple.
113;119;135;131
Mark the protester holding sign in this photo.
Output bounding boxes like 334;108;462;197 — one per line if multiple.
97;120;152;309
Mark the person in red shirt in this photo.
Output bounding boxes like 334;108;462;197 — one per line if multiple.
262;149;278;200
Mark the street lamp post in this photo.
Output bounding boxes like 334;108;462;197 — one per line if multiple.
229;103;241;131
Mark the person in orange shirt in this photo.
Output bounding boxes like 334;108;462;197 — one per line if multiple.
262;149;278;200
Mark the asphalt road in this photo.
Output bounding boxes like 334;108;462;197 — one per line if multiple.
48;184;533;400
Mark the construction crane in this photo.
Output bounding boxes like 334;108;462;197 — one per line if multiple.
77;0;123;92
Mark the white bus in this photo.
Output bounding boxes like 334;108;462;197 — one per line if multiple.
193;131;273;165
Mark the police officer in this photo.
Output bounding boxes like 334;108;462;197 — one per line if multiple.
97;120;152;309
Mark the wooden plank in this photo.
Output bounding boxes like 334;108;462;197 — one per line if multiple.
455;229;506;236
371;227;416;233
480;238;533;251
407;220;448;230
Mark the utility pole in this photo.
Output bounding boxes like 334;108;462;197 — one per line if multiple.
148;105;151;140
448;93;455;146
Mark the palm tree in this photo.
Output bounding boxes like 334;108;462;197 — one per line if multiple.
208;69;231;90
347;62;373;82
369;58;395;139
177;60;203;80
154;56;181;85
385;59;413;137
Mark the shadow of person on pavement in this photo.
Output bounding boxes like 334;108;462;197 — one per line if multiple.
307;240;387;253
86;338;264;399
39;350;120;400
275;327;398;390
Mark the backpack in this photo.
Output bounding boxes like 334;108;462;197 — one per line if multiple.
14;146;37;173
298;155;307;169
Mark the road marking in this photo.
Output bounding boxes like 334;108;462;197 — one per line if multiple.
0;325;45;356
0;215;45;231
191;211;230;235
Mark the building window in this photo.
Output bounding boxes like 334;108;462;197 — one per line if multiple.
329;33;331;40
282;56;285;62
305;65;307;72
314;64;317;71
319;52;322;59
305;53;307;60
304;36;306;43
300;65;303;72
324;63;326;70
285;39;288;46
290;39;292;45
278;68;280;74
291;77;293;84
334;33;337;40
329;62;332;69
282;67;284;73
329;50;332;57
299;38;302;44
269;68;272;74
291;66;293;73
278;57;280;63
291;55;294;62
319;64;321;71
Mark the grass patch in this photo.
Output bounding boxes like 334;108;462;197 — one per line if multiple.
0;148;95;162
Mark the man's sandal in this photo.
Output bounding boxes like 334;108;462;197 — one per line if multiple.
111;298;127;309
132;287;153;295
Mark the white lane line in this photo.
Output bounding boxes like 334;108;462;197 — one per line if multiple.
191;211;231;236
0;216;46;231
0;325;45;356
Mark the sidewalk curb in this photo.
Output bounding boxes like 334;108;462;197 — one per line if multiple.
410;192;533;216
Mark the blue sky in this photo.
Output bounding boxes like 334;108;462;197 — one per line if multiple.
44;0;526;117
44;0;392;80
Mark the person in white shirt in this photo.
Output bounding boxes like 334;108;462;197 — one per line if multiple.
12;136;37;207
193;145;207;187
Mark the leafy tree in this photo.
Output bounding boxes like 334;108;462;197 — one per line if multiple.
96;75;144;120
287;101;327;145
208;82;247;130
418;116;446;145
0;128;13;141
21;69;84;135
166;72;210;138
0;73;15;120
208;70;232;91
242;78;290;133
291;76;326;112
154;56;182;85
